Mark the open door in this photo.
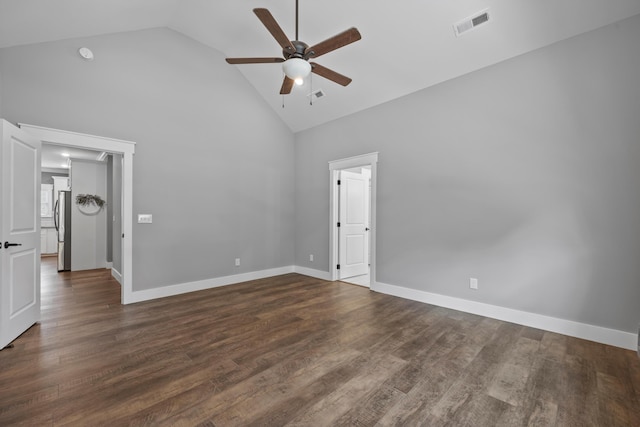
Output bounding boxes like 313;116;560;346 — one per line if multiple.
0;120;41;350
338;168;370;280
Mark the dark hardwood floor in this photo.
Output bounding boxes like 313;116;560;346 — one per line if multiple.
1;257;639;426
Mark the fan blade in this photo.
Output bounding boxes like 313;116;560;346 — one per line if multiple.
280;76;295;95
305;27;361;59
226;57;285;64
310;63;352;86
254;8;295;53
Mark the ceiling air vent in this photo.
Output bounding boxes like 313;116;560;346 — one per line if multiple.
307;89;326;100
454;9;490;37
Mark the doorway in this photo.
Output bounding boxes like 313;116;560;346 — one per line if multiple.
20;124;136;304
41;145;121;276
329;152;378;288
338;166;371;286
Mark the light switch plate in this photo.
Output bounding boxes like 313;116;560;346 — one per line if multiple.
138;214;152;224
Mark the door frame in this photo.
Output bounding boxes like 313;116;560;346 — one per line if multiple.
329;152;378;285
19;124;136;304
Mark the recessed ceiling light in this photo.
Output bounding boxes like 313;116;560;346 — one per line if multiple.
61;153;70;157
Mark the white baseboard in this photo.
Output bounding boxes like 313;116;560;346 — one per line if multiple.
373;281;637;351
111;268;123;285
293;266;332;281
106;262;113;269
121;265;636;351
128;266;295;304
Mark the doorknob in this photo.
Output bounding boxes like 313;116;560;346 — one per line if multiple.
4;242;22;249
365;227;370;231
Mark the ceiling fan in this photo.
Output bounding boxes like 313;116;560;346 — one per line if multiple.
226;0;361;95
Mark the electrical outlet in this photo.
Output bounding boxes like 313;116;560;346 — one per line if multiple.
235;258;240;267
470;277;478;290
309;254;314;262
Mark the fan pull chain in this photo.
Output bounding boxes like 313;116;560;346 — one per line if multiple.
309;72;313;106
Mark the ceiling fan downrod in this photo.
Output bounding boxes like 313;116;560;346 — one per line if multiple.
295;0;299;41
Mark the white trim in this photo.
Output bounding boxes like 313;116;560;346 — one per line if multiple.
328;152;379;170
19;123;136;304
20;124;136;153
127;266;295;304
328;152;378;284
111;268;123;285
42;167;69;174
293;266;332;281
373;280;638;351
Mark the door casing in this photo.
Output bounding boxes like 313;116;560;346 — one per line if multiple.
19;124;137;304
329;152;378;286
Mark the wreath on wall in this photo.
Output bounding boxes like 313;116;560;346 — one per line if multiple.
76;194;107;214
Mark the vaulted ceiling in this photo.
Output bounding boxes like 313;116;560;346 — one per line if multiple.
2;0;640;132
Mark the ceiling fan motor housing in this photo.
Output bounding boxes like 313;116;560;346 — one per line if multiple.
284;40;310;60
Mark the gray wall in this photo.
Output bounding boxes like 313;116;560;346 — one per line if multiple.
71;159;107;271
295;14;640;333
106;155;113;263
111;153;123;274
0;27;295;290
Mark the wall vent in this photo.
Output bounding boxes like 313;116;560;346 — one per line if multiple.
454;9;490;37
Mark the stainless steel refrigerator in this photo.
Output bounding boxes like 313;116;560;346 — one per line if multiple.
54;190;71;271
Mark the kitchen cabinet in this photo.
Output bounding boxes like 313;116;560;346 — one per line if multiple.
41;228;57;255
53;176;70;196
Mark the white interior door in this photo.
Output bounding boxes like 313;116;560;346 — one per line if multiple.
339;169;370;280
1;120;41;349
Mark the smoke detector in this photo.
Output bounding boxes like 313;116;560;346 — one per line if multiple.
78;47;94;61
454;9;490;37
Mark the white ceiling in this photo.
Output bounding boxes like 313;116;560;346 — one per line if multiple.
2;0;640;133
41;144;103;170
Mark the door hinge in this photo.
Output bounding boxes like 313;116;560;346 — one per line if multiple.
337;179;341;185
337;264;340;270
337;222;341;227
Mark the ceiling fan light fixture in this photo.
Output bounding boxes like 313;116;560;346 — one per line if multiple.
226;5;361;95
282;58;311;84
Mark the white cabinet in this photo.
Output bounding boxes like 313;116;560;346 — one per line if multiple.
40;228;57;254
40;230;47;254
53;176;70;197
41;184;54;218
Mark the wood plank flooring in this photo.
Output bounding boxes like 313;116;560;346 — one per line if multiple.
1;257;639;426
